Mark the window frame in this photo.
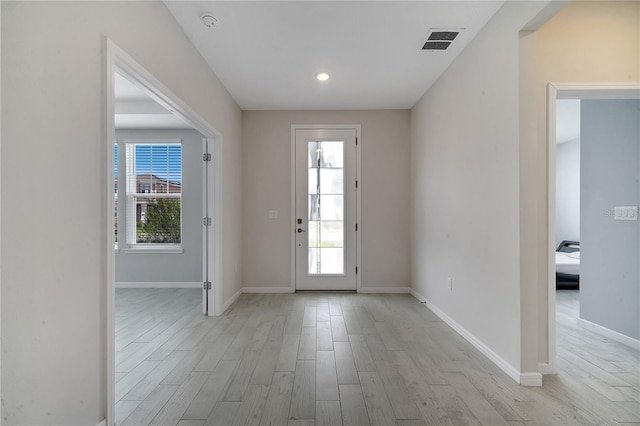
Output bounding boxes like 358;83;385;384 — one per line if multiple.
117;138;184;253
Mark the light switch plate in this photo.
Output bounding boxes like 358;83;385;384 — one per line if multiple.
614;206;638;221
268;210;278;219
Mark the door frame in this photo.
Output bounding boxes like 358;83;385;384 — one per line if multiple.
105;38;223;425
545;82;640;376
290;125;362;292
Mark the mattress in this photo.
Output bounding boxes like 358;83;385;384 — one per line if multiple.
556;251;580;275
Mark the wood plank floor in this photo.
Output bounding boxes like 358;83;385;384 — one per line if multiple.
115;289;640;425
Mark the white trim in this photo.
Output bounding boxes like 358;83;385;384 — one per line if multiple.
358;286;412;294
119;247;183;254
243;286;294;294
105;38;116;426
409;289;426;303
546;82;640;380
290;125;362;293
410;289;527;385
220;288;243;314
121;138;181;144
290;129;296;293
520;372;543;387
237;286;412;294
577;318;640;351
1;3;4;419
106;38;223;426
0;3;3;417
538;362;552;375
115;282;201;289
96;420;107;426
546;83;558;376
554;83;640;100
355;129;362;293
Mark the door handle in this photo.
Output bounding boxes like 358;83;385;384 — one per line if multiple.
297;228;306;233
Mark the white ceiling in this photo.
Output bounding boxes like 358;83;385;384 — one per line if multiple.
115;73;191;129
556;99;580;144
164;1;505;110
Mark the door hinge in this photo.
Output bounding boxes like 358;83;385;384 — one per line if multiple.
356;180;358;188
356;223;358;232
356;267;358;274
203;217;212;226
203;153;212;162
356;137;358;146
203;281;212;290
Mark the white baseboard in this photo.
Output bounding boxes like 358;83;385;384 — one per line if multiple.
409;289;539;386
96;420;106;426
243;286;293;293
520;372;543;386
358;286;412;294
219;288;243;315
409;289;427;303
240;286;411;294
538;362;553;375
115;281;201;288
577;318;640;351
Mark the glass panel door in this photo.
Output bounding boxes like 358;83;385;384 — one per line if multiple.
294;128;357;291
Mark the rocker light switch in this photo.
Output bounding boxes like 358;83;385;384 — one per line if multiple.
614;206;638;221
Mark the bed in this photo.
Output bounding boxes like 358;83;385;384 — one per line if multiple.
556;240;580;288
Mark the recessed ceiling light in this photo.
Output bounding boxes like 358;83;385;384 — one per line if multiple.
316;72;330;81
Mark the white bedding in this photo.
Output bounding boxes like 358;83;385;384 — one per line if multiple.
556;251;580;275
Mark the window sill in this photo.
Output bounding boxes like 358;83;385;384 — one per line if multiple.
120;246;184;254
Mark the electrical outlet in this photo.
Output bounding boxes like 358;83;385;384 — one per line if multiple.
447;277;453;291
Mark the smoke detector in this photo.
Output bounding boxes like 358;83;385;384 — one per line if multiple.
201;13;219;28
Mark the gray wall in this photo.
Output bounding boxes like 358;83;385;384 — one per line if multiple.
411;1;550;374
115;129;204;284
242;110;411;290
2;1;243;423
556;138;580;247
580;99;640;340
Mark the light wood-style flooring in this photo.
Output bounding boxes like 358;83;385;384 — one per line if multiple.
115;289;640;425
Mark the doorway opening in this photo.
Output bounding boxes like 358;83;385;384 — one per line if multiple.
106;39;223;425
553;97;581;338
547;83;640;375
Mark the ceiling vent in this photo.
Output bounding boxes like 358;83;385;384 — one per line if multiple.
422;29;462;51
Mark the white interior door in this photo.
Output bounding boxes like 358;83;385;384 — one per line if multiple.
202;139;210;314
203;138;216;315
294;127;358;291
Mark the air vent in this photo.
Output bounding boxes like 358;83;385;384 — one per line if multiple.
422;41;451;50
422;29;462;51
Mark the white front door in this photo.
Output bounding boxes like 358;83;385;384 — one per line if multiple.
294;127;358;291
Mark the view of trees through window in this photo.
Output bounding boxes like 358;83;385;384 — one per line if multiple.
137;198;181;243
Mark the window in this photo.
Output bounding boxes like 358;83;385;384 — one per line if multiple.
114;143;118;246
122;140;182;247
307;141;345;274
